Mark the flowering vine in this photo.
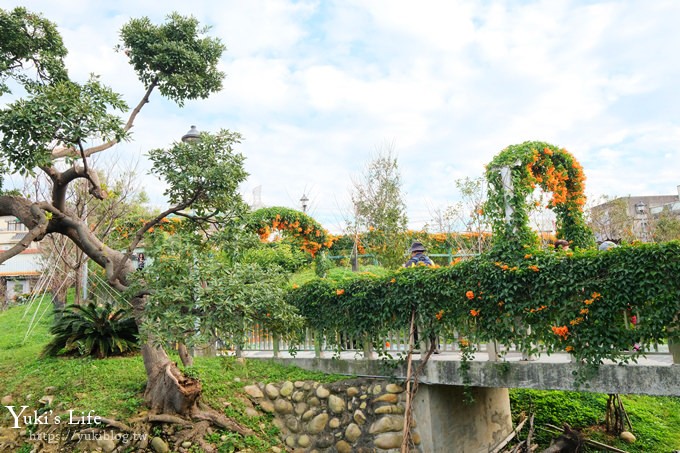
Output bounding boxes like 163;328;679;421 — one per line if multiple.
247;207;334;256
485;141;594;256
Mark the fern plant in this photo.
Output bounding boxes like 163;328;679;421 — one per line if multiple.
42;301;139;358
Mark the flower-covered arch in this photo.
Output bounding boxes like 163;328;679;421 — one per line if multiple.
247;206;334;256
485;141;594;253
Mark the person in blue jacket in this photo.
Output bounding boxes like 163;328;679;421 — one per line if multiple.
403;241;439;353
403;242;434;267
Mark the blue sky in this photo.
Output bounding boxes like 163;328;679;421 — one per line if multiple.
4;0;680;232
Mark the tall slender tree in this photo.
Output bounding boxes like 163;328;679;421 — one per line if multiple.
351;144;409;268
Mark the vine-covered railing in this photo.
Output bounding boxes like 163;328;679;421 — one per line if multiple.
238;142;680;378
283;242;680;367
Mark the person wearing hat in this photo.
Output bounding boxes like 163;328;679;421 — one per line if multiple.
403;242;434;267
403;241;439;353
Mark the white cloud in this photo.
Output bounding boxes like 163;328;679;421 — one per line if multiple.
3;0;680;234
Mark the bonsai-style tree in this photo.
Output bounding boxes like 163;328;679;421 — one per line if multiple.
0;7;257;434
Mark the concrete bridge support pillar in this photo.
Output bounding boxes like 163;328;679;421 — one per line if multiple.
412;384;512;453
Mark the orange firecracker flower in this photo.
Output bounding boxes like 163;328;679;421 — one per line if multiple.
458;339;470;348
466;290;475;300
528;265;539;272
470;309;480;317
292;284;299;289
385;341;390;348
336;289;345;296
390;278;396;283
565;346;574;352
551;325;569;340
435;310;444;321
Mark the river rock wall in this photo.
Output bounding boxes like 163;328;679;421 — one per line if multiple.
243;379;421;452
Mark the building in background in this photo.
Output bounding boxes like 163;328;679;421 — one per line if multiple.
0;216;42;301
589;186;680;243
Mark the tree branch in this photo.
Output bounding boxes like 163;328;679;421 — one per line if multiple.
51;78;159;159
40;203;132;290
41;164;105;212
173;209;222;225
125;192;200;258
0;197;49;265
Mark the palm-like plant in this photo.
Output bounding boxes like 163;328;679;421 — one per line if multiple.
42;301;139;358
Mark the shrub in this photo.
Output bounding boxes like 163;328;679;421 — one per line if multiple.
314;252;333;277
42;301;139;358
241;242;309;272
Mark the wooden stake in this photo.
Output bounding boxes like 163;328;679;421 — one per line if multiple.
400;308;417;453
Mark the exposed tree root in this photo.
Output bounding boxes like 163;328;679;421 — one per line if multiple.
98;416;134;432
192;401;255;437
174;420;216;453
147;414;193;426
78;399;255;452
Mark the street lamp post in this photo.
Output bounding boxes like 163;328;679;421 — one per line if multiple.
181;125;201;143
300;194;309;213
634;201;649;242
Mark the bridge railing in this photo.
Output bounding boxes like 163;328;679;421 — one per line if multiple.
237;323;675;363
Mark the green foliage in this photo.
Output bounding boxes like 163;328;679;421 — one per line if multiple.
117;13;225;106
147;129;249;219
139;230;304;351
290;265;391;287
242;242;309;273
510;390;680;452
485;141;593;259
0;76;128;175
288;242;680;373
42;302;139;358
0;7;67;95
653;210;680;242
511;389;607;428
247;206;333;256
351;149;409;269
314;252;333;277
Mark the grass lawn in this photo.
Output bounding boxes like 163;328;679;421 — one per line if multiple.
0;301;344;452
510;388;680;452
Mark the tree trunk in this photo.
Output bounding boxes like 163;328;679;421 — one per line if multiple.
0;195;206;419
50;275;70;309
74;268;82;304
51;292;65;310
130;293;202;415
178;343;194;367
141;342;201;414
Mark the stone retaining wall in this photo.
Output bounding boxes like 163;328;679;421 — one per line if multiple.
243;379;421;452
